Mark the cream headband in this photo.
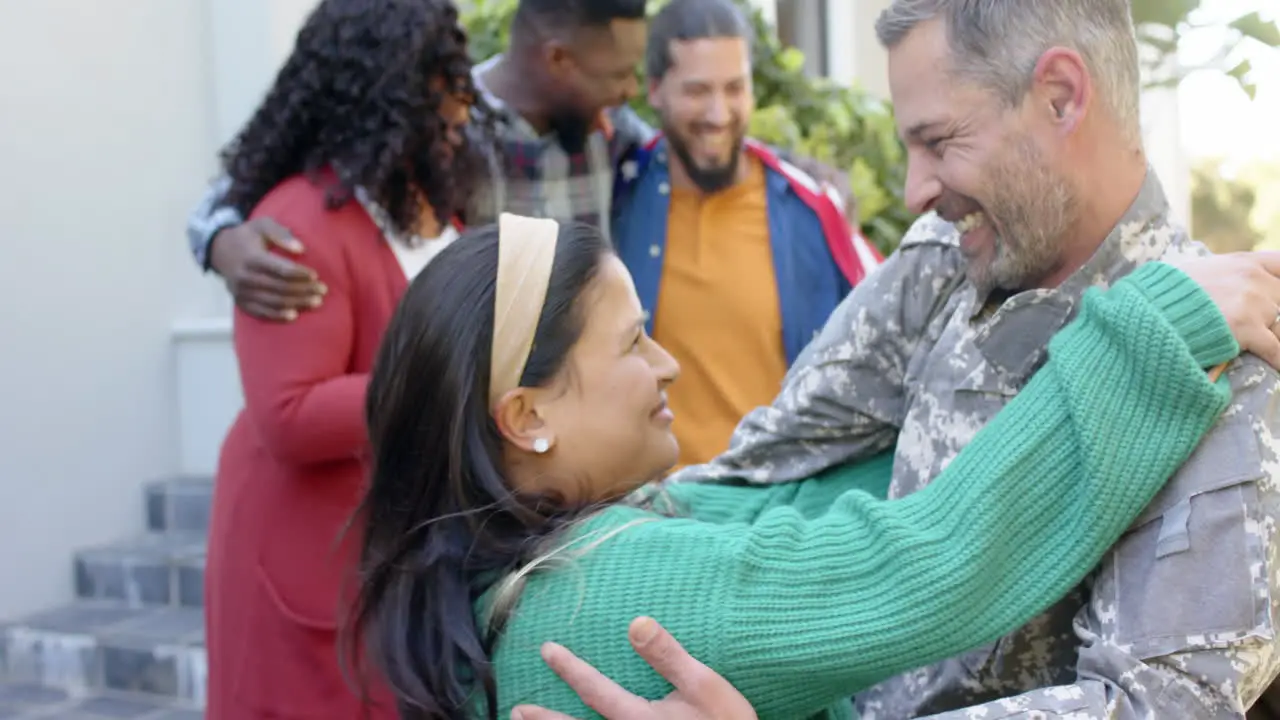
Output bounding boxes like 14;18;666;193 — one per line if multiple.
489;213;560;407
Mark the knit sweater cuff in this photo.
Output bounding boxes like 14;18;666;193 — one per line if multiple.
1125;262;1239;368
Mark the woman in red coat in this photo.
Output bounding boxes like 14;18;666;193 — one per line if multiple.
203;1;484;717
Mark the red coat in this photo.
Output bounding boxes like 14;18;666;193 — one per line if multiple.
205;173;404;719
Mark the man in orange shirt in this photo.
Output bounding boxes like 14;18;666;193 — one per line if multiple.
612;0;882;467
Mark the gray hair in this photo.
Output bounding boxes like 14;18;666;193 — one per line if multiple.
876;0;1141;145
645;0;753;81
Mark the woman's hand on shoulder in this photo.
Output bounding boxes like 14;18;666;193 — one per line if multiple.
1167;251;1280;369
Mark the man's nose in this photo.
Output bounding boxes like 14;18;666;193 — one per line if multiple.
904;154;943;215
705;95;731;125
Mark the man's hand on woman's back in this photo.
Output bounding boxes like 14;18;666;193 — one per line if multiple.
512;617;757;720
208;217;326;321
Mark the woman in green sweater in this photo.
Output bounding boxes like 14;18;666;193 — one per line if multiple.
347;213;1280;720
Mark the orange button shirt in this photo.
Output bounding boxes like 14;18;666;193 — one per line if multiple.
652;156;788;468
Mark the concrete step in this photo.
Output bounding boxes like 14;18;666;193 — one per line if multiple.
144;478;212;536
74;535;205;609
0;601;205;711
0;683;201;718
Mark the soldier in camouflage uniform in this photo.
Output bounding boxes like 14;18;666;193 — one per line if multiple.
666;1;1280;717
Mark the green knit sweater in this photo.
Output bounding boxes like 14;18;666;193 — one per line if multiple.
478;263;1238;719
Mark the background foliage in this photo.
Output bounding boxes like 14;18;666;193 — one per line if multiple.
1132;0;1279;98
1191;159;1263;252
1193;159;1280;253
463;0;1280;255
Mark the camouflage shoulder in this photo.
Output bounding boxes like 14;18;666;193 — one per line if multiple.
1223;354;1280;416
897;211;962;251
1154;226;1210;261
871;211;967;294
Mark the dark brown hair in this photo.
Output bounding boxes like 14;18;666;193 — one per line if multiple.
220;0;490;234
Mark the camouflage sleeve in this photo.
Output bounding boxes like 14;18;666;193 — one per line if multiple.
668;214;968;485
919;358;1280;719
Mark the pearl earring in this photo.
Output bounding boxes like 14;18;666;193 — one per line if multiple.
532;437;550;454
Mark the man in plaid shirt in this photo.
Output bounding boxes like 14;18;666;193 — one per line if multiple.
189;0;666;320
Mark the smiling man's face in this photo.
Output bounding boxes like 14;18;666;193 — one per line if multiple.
888;18;1079;295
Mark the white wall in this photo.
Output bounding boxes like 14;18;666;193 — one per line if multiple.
0;0;320;619
207;0;321;149
0;0;220;619
1138;46;1191;227
840;0;892;99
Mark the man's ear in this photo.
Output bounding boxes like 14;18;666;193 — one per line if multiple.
492;388;555;455
544;40;574;81
1032;46;1091;132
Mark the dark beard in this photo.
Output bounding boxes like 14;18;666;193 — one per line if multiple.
548;109;593;155
666;132;741;194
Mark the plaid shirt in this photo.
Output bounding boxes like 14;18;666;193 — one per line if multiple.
465;56;655;240
186;55;654;269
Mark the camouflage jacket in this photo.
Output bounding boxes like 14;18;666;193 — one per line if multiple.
671;171;1280;718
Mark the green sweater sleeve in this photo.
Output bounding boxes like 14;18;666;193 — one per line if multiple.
489;263;1238;719
653;261;1234;528
707;262;1236;714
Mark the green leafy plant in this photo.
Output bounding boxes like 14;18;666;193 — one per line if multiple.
734;5;912;256
1191;158;1264;252
1132;0;1279;99
461;0;914;255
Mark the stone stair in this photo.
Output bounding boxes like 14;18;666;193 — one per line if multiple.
0;478;212;717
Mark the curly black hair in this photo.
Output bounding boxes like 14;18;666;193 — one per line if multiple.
220;0;489;238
